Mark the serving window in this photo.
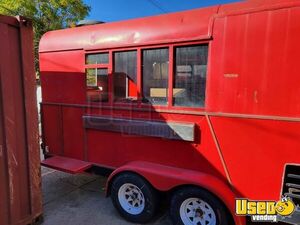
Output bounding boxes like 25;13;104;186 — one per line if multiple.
142;48;169;105
85;42;208;109
86;68;109;102
113;51;138;102
173;45;208;107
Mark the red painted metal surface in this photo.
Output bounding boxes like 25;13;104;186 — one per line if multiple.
39;6;218;52
41;156;92;174
207;5;300;117
211;116;300;200
39;1;300;224
0;15;42;225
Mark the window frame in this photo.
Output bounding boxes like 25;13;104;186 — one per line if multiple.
142;47;170;106
85;52;109;65
172;44;209;108
85;51;112;104
113;50;138;102
84;40;210;111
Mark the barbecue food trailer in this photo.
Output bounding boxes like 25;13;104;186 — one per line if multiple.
39;0;300;224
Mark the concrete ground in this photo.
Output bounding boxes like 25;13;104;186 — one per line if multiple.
41;167;289;225
41;167;171;225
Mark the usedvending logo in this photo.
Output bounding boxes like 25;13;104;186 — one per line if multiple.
235;196;296;222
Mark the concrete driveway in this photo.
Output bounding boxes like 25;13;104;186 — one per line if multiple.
41;167;288;225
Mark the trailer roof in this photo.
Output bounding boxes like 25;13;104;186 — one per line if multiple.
39;0;300;53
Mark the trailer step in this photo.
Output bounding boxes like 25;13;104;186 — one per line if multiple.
41;156;92;174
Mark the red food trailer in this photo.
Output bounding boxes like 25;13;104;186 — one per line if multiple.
39;0;300;224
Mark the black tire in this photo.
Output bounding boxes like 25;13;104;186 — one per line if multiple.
110;173;158;223
170;187;230;225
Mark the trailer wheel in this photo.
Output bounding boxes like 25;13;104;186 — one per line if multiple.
110;173;158;223
170;187;230;225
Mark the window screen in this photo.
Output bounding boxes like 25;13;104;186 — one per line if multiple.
142;48;169;105
114;51;137;102
86;68;109;102
173;45;208;107
86;53;109;64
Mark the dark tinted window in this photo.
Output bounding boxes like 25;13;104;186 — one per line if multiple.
142;48;169;105
114;51;137;102
86;68;109;102
86;53;109;64
173;45;208;107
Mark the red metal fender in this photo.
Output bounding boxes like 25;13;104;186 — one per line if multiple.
106;161;246;225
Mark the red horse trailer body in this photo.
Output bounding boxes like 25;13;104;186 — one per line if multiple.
39;0;300;224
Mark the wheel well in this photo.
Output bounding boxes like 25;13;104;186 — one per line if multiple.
168;184;235;225
107;170;159;196
107;172;235;224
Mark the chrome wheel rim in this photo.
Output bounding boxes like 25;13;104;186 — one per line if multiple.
180;198;216;225
118;183;145;215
